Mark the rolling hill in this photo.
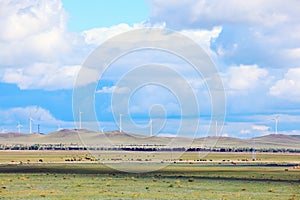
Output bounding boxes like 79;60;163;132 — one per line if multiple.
0;129;299;150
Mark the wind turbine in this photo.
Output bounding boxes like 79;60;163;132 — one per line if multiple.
57;123;61;131
17;122;22;133
272;115;279;135
79;111;83;129
37;124;40;134
119;114;122;132
100;126;105;133
149;119;153;137
215;120;218;137
29;117;34;134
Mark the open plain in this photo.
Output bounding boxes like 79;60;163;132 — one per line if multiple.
0;150;299;199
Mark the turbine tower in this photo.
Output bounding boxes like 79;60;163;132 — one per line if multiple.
100;126;105;133
29;117;34;134
119;114;122;132
215;120;218;136
17;122;22;133
272;116;279;135
57;123;61;131
149;119;153;137
37;124;40;134
79;111;83;129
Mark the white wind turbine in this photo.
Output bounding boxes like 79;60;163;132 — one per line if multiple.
29;117;34;134
17;122;23;133
215;120;218;136
79;111;83;129
100;126;105;133
272;115;279;135
119;114;123;132
57;123;61;131
149;119;153;137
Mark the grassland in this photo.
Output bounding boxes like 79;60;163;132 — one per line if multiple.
0;164;299;199
0;151;299;199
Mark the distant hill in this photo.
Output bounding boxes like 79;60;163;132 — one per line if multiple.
252;134;300;149
0;132;44;144
0;129;299;150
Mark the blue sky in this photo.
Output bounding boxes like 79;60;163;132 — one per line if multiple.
0;0;300;138
62;0;150;31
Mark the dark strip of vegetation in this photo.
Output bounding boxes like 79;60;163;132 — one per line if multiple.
0;164;299;183
1;144;300;153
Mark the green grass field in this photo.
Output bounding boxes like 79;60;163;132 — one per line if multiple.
0;164;299;200
0;151;299;199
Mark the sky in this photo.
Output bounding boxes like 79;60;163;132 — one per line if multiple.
0;0;300;138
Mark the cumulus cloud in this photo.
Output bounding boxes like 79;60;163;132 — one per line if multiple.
2;63;81;90
82;23;139;46
82;22;168;46
0;0;70;65
82;21;222;55
0;0;82;90
180;26;222;54
0;106;58;125
150;0;297;28
0;106;77;133
225;64;269;91
149;0;300;68
269;68;300;102
0;0;224;91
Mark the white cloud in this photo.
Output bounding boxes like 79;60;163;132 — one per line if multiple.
0;0;65;41
82;23;134;46
221;133;229;137
0;0;70;65
0;0;83;90
226;65;269;91
96;86;130;94
82;21;222;56
80;24;224;118
190;0;291;27
269;68;300;102
150;0;298;28
0;106;77;133
252;125;270;131
0;106;58;125
2;63;81;90
82;22;166;46
0;1;223;91
157;133;177;137
180;26;222;56
281;48;300;61
149;0;300;68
